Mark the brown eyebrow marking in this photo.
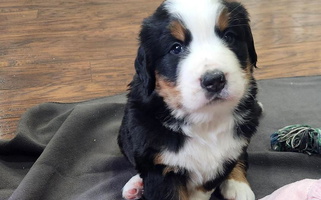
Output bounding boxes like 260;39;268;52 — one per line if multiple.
217;7;230;31
169;20;187;42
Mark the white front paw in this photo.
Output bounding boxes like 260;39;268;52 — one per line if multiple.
220;179;255;200
122;174;144;200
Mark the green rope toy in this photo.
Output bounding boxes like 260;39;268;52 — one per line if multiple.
271;124;321;155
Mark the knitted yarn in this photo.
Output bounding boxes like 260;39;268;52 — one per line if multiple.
271;124;321;155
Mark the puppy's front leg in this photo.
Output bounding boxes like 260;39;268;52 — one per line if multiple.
220;160;255;200
141;166;188;200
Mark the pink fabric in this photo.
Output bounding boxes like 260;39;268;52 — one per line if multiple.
259;179;321;200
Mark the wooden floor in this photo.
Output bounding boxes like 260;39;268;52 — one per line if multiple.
1;0;320;139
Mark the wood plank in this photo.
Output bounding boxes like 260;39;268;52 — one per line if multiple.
0;118;18;140
253;27;321;48
0;62;92;90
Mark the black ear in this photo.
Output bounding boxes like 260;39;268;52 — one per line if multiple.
224;1;257;69
134;46;155;96
246;26;258;68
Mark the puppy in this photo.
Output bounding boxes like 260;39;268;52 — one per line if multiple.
118;0;262;199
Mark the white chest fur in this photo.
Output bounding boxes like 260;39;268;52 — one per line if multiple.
160;116;247;187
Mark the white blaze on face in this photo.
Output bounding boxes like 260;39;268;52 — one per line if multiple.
164;0;247;117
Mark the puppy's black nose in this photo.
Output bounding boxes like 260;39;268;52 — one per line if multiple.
201;70;226;93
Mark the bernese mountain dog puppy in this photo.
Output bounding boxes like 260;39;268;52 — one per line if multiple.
118;0;262;199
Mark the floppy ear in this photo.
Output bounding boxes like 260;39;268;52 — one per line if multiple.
246;26;258;68
134;46;155;96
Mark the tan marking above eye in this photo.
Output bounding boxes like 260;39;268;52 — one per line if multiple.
169;20;187;42
217;7;230;32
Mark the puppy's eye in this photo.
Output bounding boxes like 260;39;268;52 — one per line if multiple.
223;31;237;44
170;43;183;55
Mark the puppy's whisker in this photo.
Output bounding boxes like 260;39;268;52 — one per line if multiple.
228;24;250;28
228;3;243;16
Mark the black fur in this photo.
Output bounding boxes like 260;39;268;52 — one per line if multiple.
216;1;257;70
118;1;261;199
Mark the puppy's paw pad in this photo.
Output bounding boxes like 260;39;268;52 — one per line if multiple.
122;174;144;200
220;179;255;200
